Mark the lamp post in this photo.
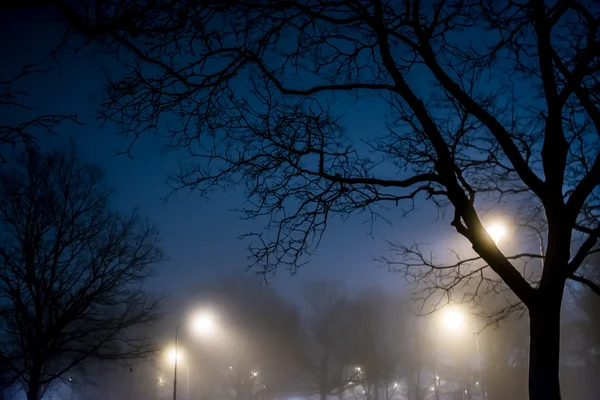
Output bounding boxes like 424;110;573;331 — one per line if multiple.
442;307;485;400
173;324;181;400
170;310;217;400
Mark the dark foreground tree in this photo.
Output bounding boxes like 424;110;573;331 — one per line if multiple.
0;149;162;400
21;0;600;398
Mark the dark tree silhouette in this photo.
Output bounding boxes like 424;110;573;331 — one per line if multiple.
0;149;162;400
24;0;600;398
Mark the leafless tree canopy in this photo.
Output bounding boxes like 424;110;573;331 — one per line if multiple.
0;149;162;400
43;0;598;303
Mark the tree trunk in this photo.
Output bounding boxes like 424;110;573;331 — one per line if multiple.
26;382;40;400
528;298;562;400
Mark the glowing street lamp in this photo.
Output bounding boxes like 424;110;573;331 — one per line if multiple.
190;311;216;336
486;221;507;245
442;307;465;332
172;309;219;400
166;347;183;364
440;306;485;399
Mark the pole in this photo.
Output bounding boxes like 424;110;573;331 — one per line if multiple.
174;324;181;400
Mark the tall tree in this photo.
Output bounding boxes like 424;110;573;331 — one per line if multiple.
0;149;162;400
302;281;355;400
25;1;600;398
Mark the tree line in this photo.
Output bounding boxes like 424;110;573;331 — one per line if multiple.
68;275;600;400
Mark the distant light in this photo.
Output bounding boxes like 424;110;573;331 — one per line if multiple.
355;366;361;372
476;381;479;385
431;387;435;391
68;377;72;382
393;382;398;389
362;391;366;394
229;366;233;370
252;371;259;377
158;376;165;386
465;390;468;394
436;376;439;380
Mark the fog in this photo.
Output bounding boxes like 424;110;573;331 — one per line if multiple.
3;273;596;400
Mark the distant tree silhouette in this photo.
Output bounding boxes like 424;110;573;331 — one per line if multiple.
0;148;162;400
185;275;305;400
22;0;600;398
301;282;356;400
350;289;404;400
480;318;529;400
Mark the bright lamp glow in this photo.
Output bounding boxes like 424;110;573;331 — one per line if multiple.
442;308;465;332
486;222;507;245
166;347;183;364
190;311;216;336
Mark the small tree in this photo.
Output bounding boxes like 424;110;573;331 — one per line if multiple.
0;149;162;400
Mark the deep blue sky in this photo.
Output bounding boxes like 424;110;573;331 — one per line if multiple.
0;10;470;305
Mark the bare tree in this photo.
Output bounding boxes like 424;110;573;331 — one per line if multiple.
302;282;355;400
351;289;404;400
21;0;600;398
0;148;162;400
480;318;529;400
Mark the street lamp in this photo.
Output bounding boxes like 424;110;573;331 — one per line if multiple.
442;307;465;332
171;310;218;400
190;311;217;336
440;307;485;400
166;344;190;400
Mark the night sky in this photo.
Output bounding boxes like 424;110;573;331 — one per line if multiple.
0;10;464;305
